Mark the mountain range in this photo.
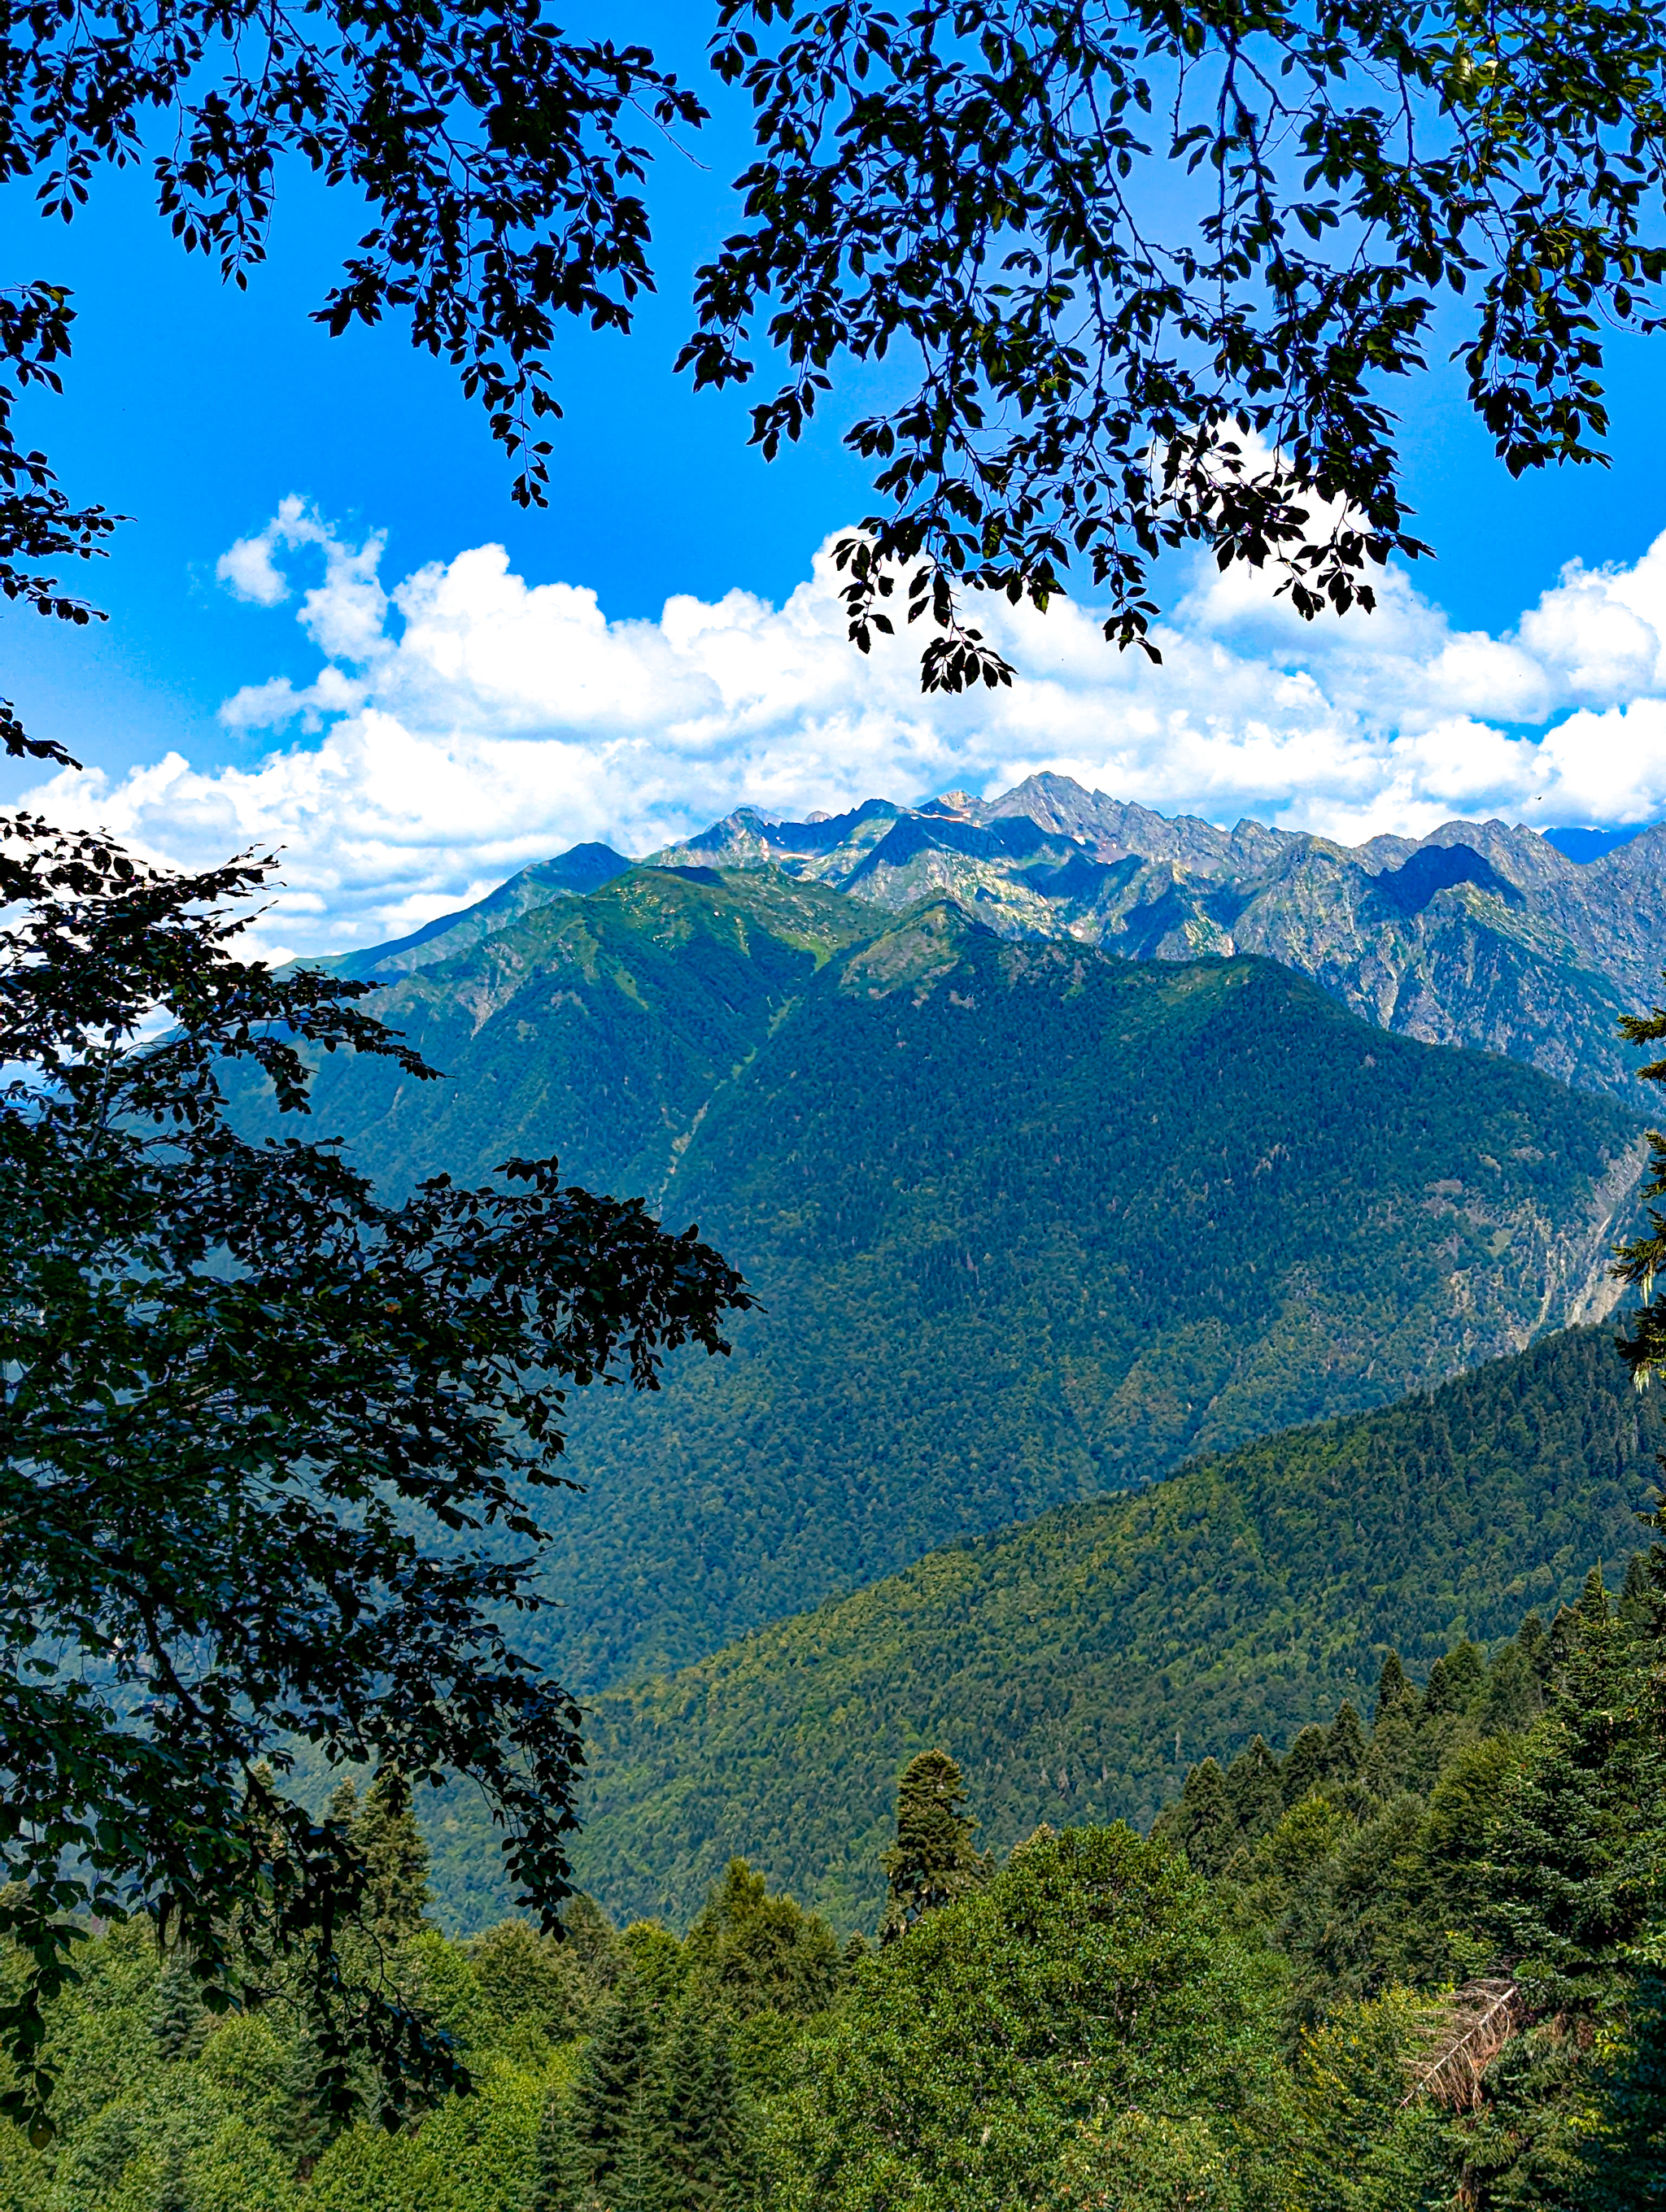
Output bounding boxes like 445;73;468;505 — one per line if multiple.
275;859;1644;1700
273;782;1666;1933
330;775;1666;1104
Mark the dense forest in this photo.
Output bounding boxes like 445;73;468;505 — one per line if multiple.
244;867;1643;1689
552;1324;1662;1932
5;1552;1659;2211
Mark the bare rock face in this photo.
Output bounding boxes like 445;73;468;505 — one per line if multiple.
656;776;1665;1100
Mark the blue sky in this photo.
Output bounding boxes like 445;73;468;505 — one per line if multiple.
11;25;1666;953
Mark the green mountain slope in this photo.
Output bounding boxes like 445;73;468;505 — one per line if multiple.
569;1325;1663;1931
545;896;1638;1686
271;864;876;1201
259;866;1644;1690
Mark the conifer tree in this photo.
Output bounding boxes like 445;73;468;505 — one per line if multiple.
1546;1600;1583;1680
574;1971;666;2209
661;2006;744;2212
1223;1736;1283;1840
1481;1575;1646;2012
150;1953;202;2062
683;1857;840;2018
879;1751;991;1941
1154;1758;1236;1878
1422;1641;1485;1721
1373;1652;1415;1722
1280;1726;1332;1808
1577;1562;1612;1626
530;2088;588;2212
1585;1925;1666;2209
1325;1701;1367;1779
1361;1657;1423;1797
1620;1551;1655;1631
355;1768;432;1949
155;2141;192;2212
1517;1611;1552;1688
1477;1641;1543;1735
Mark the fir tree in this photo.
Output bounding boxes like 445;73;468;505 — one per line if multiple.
1373;1652;1416;1723
1546;1600;1583;1680
1422;1640;1485;1722
1280;1726;1329;1807
1577;1561;1612;1626
1517;1610;1552;1687
1619;1551;1655;1631
1325;1701;1367;1779
1477;1641;1542;1735
683;1858;840;2019
574;1971;667;2209
1155;1757;1235;1878
661;2006;744;2212
879;1750;991;1941
155;2140;192;2212
1584;1923;1666;2210
1481;1579;1646;2011
530;2088;588;2212
1223;1736;1283;1840
150;1952;202;2062
355;1767;432;1948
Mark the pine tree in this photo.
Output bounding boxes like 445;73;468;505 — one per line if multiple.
355;1766;432;1948
530;2088;588;2212
574;1971;667;2210
879;1750;991;1941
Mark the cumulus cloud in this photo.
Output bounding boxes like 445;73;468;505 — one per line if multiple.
24;499;1666;960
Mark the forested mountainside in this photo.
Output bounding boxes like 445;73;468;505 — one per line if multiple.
14;1567;1661;2212
261;868;1644;1691
561;1326;1661;1931
655;774;1666;1099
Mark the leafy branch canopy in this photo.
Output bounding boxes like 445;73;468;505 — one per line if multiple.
8;0;1666;703
0;812;751;2140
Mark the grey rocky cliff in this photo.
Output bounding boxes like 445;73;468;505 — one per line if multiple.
656;774;1666;1101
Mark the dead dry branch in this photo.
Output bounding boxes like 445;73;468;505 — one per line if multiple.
1400;1980;1525;2111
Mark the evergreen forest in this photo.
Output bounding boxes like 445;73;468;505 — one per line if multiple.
5;1552;1660;2211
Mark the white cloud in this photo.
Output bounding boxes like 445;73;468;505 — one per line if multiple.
24;499;1666;960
